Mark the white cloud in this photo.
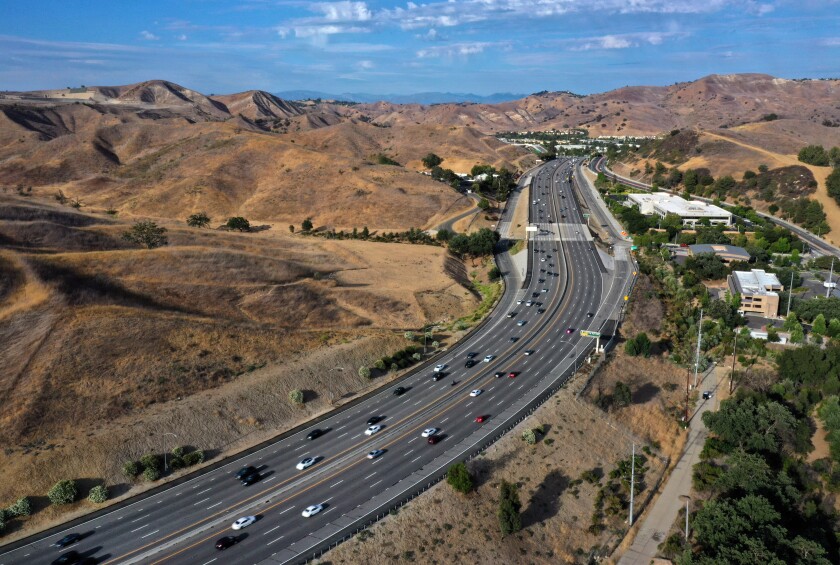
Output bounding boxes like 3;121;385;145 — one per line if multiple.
820;37;840;46
417;41;501;58
292;24;369;38
140;30;159;41
356;59;374;69
313;1;372;22
177;34;188;41
571;30;685;51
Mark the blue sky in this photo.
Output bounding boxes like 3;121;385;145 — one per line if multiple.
1;0;839;95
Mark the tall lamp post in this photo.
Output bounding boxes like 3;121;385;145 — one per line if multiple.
162;432;178;471
679;495;691;541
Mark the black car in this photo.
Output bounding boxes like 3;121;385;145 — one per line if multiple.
366;416;383;425
587;312;594;318
464;359;476;368
510;336;519;342
241;472;261;486
393;386;407;396
494;371;505;378
52;552;81;565
537;308;546;314
432;372;446;381
216;536;238;550
532;292;540;297
466;352;477;359
53;534;82;549
306;429;324;440
235;466;257;480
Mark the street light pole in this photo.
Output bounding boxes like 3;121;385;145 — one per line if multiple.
162;432;177;471
679;495;691;540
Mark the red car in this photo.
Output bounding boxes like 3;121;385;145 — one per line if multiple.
427;435;442;444
475;415;487;423
565;328;574;334
508;372;517;378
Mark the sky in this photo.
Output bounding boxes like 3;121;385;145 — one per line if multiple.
1;0;839;96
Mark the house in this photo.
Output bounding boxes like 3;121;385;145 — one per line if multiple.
688;244;750;265
728;269;783;317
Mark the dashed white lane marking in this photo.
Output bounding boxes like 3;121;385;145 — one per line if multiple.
193;497;210;506
408;437;418;443
267;535;285;545
404;449;414;457
411;456;422;463
201;558;217;565
130;524;149;533
207;501;223;509
140;529;159;539
369;480;383;489
264;525;281;535
330;480;344;488
278;506;295;515
364;472;377;480
337;432;348;439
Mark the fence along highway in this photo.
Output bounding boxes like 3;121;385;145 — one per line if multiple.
0;157;634;565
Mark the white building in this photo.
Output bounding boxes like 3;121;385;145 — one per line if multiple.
624;193;732;227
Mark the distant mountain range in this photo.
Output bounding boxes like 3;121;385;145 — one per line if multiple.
274;90;527;105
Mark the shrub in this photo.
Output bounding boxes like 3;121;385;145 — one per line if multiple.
390;362;399;372
225;216;250;232
374;359;386;371
446;462;474;494
7;497;31;517
169;456;186;470
522;429;537;445
404;331;416;341
497;480;522;535
289;389;304;405
143;466;161;482
614;381;632;407
186;212;210;228
123;461;140;478
47;480;77;505
183;450;205;466
302;218;313;231
140;454;162;473
171;446;185;458
88;485;108;504
412;352;422;361
122;221;168;249
358;366;371;380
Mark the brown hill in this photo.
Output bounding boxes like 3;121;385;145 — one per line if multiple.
211;90;303;121
107;79;230;119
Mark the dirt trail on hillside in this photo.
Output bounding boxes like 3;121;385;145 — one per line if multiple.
702;131;840;243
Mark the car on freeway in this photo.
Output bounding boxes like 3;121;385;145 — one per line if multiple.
540;258;546;262
526;301;533;307
537;308;546;314
524;350;535;356
542;288;549;293
474;415;487;423
466;352;477;359
561;214;566;218
306;429;323;441
51;551;81;565
422;428;439;437
470;389;483;397
510;336;519;342
507;312;515;318
367;449;385;459
367;416;383;425
538;278;545;283
365;424;383;436
535;302;543;306
702;391;713;400
465;359;476;368
302;504;324;517
53;534;82;549
232;516;256;530
587;312;594;318
565;328;574;334
296;457;317;471
517;320;526;326
216;536;239;550
483;355;494;362
433;364;446;372
235;465;257;479
427;435;442;445
432;372;446;382
508;372;518;378
517;299;523;304
494;371;505;378
532;292;540;297
393;386;407;396
241;472;261;486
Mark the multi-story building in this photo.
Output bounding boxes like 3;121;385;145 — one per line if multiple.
728;269;783;317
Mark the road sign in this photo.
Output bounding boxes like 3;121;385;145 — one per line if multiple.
583;213;590;219
580;330;601;338
630;245;638;251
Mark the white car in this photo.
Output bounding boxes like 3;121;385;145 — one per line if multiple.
365;425;382;436
540;258;546;262
469;389;483;397
517;320;526;326
367;449;385;459
483;355;494;363
433;364;446;372
516;300;523;305
526;301;533;307
524;350;535;356
302;504;323;518
421;428;439;438
296;457;316;471
232;516;256;530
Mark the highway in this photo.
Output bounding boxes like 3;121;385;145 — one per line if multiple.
590;155;840;258
0;158;634;565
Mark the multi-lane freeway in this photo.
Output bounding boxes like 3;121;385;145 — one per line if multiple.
1;158;634;565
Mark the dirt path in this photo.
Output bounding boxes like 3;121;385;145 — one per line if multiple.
702;131;840;243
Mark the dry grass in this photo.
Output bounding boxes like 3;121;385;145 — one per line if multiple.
323;374;667;565
0;194;482;539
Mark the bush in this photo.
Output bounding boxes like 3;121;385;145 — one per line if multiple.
7;497;31;517
183;450;205;466
122;221;168;249
140;454;162;473
412;352;421;361
225;216;250;231
302;218;313;231
446;462;474;494
288;389;304;405
798;144;829;166
358;366;371;380
123;461;141;478
143;466;161;482
186;212;210;228
522;429;537;445
87;485;108;504
47;480;77;505
169;456;186;470
497;480;522;535
614;381;632;407
373;359;386;371
171;446;186;458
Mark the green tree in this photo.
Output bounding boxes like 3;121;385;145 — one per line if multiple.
186;211;211;228
123;461;140;478
790;323;805;344
225;216;250;232
7;497;31;517
783;312;800;331
813;313;828;336
827;168;840;206
143;466;161;481
828;146;840;168
47;480;77;505
798;144;829;166
522;429;537;445
497;480;522;535
88;485;109;504
829;318;840;338
302;218;314;231
446;462;474;494
358;366;371;380
288;389;304;405
478;197;490;211
422;153;443;169
614;381;632;407
122;221;168;249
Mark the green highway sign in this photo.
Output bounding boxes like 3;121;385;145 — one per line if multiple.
630;245;638;250
582;213;590;219
580;330;601;338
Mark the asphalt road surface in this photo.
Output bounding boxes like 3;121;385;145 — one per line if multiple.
1;158;633;565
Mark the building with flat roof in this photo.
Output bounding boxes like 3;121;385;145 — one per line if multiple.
728;269;783;317
688;244;751;265
625;193;732;227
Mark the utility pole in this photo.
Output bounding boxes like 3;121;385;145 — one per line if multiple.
684;365;691;422
693;309;703;388
629;443;636;526
786;270;794;318
826;258;836;298
730;332;738;395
